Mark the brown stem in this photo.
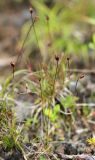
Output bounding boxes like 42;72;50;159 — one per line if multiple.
75;78;79;96
15;22;33;67
52;59;59;95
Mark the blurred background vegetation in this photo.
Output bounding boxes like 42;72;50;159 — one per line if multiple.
0;0;95;73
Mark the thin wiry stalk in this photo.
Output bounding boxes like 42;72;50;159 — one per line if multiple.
46;59;59;141
75;74;84;96
75;78;79;96
41;110;44;140
30;11;43;71
12;66;15;79
46;15;52;41
30;14;41;56
67;57;71;79
10;62;15;80
52;59;59;94
39;78;44;141
15;22;34;67
46;101;51;142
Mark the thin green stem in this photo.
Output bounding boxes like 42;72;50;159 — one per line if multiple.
67;58;71;79
46;17;51;41
30;15;41;55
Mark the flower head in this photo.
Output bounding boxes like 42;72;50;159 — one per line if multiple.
29;7;33;14
87;137;95;146
55;55;59;62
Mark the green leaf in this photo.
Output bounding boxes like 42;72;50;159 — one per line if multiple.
25;118;33;127
54;104;60;113
40;155;46;160
60;95;77;109
44;108;52;117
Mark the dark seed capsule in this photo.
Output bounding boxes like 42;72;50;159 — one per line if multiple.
46;15;49;21
79;74;84;79
55;55;59;61
29;7;33;14
67;57;70;61
10;62;15;68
